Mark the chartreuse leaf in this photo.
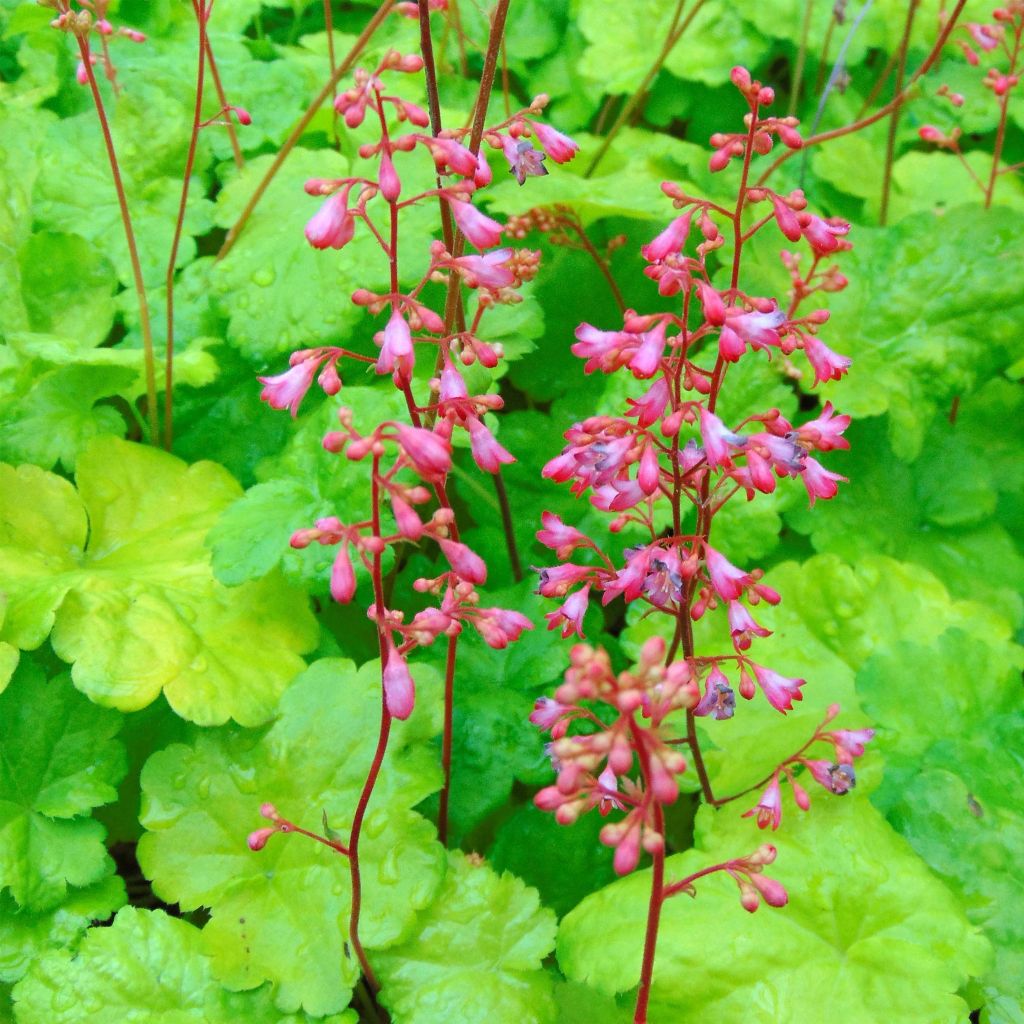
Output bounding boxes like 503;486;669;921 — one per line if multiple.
857;630;1024;1021
624;554;1015;798
0;658;125;912
207;385;407;587
821;205;1024;460
0;437;317;726
786;404;1024;626
11;907;356;1024
558;799;990;1023
0;871;125;984
375;851;558;1024
137;658;446;1017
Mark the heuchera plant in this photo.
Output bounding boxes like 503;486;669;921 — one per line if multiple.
529;67;871;1023
920;1;1023;207
246;33;577;998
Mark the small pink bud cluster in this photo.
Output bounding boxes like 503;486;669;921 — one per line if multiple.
49;0;146;86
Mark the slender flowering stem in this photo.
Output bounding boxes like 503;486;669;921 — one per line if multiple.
203;33;244;169
75;31;159;444
164;0;210;450
986;15;1024;207
324;0;340;148
217;0;394;260
756;0;968;186
879;0;920;225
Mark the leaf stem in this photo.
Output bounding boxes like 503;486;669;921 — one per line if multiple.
76;32;159;445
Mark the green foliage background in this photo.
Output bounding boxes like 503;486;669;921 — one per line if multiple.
0;0;1021;1021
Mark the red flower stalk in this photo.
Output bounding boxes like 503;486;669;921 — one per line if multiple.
529;69;865;1024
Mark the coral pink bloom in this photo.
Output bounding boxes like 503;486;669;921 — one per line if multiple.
537;512;591;559
449;198;504;249
628;321;667;378
502;135;548;184
829;728;876;762
966;22;1000;50
305;192;355;250
472;607;533;649
571;323;638;374
535;563;594;598
451;249;515;289
438;538;487;584
258;357;319;417
727;305;786;350
330;544;356;603
743;775;783;830
377;310;415;379
530;695;571;731
531;120;579;163
727;601;771;651
803;336;851;386
800;214;850;255
801;457;846;506
391;495;424;539
423;136;479;176
641;211;693;262
700;408;745;468
770;193;802;242
718;324;747;362
751;663;805;713
696;280;726;325
378;150;401;201
795;401;850;452
546;585;590;638
749;872;788;907
704;545;754;601
637;444;660;495
466;415;515;473
383;642;415;720
394;423;452;477
626;377;671;428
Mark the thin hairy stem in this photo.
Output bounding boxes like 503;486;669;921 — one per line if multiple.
879;0;919;225
493;469;524;581
437;635;458;846
757;0;967;186
323;0;340;148
986;18;1023;208
76;33;159;444
164;0;210;449
217;0;394;260
787;0;815;116
585;0;705;178
203;33;244;169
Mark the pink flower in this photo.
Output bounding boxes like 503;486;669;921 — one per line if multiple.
330;545;356;603
700;408;745;468
727;305;786;351
695;280;726;325
801;457;846;506
472;607;533;649
742;775;783;830
383;643;415;719
449;198;504;249
394;423;452;477
628;321;667;378
704;545;754;601
438;538;487;584
535;562;594;598
305;192;355;250
536;512;591;559
258;357;319;417
502;136;548;184
748;872;788;907
378;150;401;201
531;121;579;163
625;378;671;428
727;601;771;651
751;663;805;713
966;22;1000;51
530;695;571;731
545;585;590;638
466;416;515;473
376;310;415;379
422;136;479;176
828;727;875;763
694;667;736;720
800;214;849;255
804;759;857;795
641;212;694;262
247;827;276;851
770;193;802;242
391;495;424;539
571;323;639;374
803;336;851;386
450;249;516;289
795;401;850;452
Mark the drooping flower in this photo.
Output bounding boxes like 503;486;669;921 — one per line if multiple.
531;121;579;164
751;663;805;713
502;136;548;185
258;357;320;417
394;423;452;478
727;601;772;651
382;642;415;719
536;512;592;559
801;456;847;505
742;774;783;830
704;545;754;601
545;585;590;638
305;192;355;250
641;212;694;262
376;310;415;379
466;415;515;473
449;198;504;249
438;538;487;584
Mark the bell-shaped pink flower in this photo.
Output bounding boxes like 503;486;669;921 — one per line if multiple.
536;511;591;559
795;401;850;451
628;321;667;378
727;601;771;651
641;212;693;262
705;545;754;601
801;456;846;506
450;249;516;289
383;642;415;719
330;544;356;603
828;727;876;762
545;585;590;638
466;416;515;473
749;871;788;907
258;357;320;417
449;198;504;249
742;774;783;830
378;150;401;201
770;193;802;242
700;408;744;468
391;495;424;539
625;378;670;428
376;310;415;379
751;662;805;713
473;607;533;649
502;135;548;184
438;538;487;584
394;423;452;478
305;192;355;250
803;336;851;386
531;121;579;163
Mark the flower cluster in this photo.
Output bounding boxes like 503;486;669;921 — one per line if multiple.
529;73;865;1003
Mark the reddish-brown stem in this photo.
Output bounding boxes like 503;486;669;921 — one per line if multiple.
856;49;899;119
663;859;734;899
437;634;458;846
164;0;210;450
756;0;968;187
710;725;823;807
986;20;1023;208
559;216;627;314
217;0;394;260
493;468;524;581
348;455;391;995
76;32;159;444
500;36;511;118
202;33;244;169
323;0;340;148
787;0;815;116
584;0;704;179
879;0;919;226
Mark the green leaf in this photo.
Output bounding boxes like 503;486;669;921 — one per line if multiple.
857;630;1024;1019
786;406;1024;625
137;658;446;1017
376;852;558;1024
0;871;125;984
821;205;1024;459
0;659;125;911
11;906;357;1024
0;437;317;725
558;799;990;1023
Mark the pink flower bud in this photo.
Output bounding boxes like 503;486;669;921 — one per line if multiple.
391;495;424;540
531;120;579;163
247;827;276;851
378;150;401;201
749;872;788;907
466;416;515;473
438;538;487;584
330;545;356;603
258;357;320;417
449;198;504;249
383;643;415;719
305;192;355;250
395;423;452;477
641;211;694;262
